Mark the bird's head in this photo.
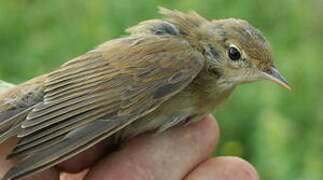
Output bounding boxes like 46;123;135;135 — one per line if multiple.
128;7;290;90
203;18;290;90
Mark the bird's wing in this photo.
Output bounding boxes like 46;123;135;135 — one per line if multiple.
3;35;204;180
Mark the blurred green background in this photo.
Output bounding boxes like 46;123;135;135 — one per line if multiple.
0;0;322;179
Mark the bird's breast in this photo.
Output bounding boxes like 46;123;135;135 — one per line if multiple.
189;77;235;114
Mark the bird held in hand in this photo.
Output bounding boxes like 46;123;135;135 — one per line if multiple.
0;7;290;180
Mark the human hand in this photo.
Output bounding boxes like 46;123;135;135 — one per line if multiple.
0;115;259;180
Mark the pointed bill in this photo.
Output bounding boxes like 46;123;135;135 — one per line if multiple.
262;67;291;90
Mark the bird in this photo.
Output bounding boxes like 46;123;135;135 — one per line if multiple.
0;7;290;180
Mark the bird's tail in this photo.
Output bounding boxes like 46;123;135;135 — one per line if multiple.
0;77;45;144
0;80;19;142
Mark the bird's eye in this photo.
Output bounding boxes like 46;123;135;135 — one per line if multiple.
228;46;241;61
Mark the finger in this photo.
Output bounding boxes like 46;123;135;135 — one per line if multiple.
60;170;88;180
57;139;114;173
185;157;259;180
0;137;19;176
19;169;59;180
1;136;111;179
85;115;219;180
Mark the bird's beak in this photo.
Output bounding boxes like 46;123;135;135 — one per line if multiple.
261;67;291;90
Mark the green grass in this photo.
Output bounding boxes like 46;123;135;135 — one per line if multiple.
0;0;322;179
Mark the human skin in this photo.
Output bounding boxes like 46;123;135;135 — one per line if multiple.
0;115;259;180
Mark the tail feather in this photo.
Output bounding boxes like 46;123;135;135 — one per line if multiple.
0;107;34;144
0;124;21;145
2;117;132;180
0;80;17;137
0;78;44;144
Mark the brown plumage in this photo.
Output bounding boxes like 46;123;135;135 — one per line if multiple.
0;7;289;180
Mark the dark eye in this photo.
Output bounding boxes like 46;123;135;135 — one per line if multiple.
228;46;241;61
